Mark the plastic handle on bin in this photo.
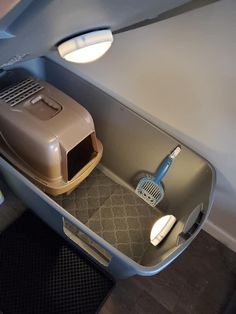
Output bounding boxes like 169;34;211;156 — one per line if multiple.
62;217;111;267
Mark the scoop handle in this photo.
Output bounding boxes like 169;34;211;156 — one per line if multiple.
153;146;181;184
153;156;173;184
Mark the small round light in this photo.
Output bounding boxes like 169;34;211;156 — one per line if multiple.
150;215;176;246
58;29;113;63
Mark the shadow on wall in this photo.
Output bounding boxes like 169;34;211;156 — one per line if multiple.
115;0;220;33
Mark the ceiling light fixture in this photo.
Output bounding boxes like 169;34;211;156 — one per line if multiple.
57;29;113;64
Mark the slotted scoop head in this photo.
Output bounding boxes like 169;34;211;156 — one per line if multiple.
135;146;181;207
136;177;164;207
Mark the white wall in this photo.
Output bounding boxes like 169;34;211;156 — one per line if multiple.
48;0;236;251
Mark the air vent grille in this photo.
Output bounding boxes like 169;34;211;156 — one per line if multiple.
0;78;44;107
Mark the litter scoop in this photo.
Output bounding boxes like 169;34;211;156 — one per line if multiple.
135;146;181;207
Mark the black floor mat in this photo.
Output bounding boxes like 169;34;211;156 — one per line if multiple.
0;211;114;314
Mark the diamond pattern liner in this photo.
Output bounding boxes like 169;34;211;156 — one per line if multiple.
86;186;160;262
52;169;161;263
53;169;118;224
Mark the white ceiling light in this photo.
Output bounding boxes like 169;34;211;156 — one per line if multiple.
57;29;113;64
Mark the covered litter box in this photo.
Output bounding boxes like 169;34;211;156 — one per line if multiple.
0;60;215;279
0;78;102;195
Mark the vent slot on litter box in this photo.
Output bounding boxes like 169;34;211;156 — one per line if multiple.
67;135;96;181
0;78;44;107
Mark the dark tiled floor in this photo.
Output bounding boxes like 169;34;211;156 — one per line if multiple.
100;231;236;314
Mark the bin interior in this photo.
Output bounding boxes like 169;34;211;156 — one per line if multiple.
53;168;163;264
0;57;215;270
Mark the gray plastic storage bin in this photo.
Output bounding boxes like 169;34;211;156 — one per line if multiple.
0;155;215;279
0;60;215;279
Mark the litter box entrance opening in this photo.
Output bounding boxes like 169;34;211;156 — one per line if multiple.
67;134;96;181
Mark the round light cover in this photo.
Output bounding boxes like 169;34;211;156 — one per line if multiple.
150;215;176;246
58;29;113;63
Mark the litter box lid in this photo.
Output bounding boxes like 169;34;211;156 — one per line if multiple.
0;78;101;193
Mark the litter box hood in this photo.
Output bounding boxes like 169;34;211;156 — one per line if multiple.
0;58;215;279
0;77;103;195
